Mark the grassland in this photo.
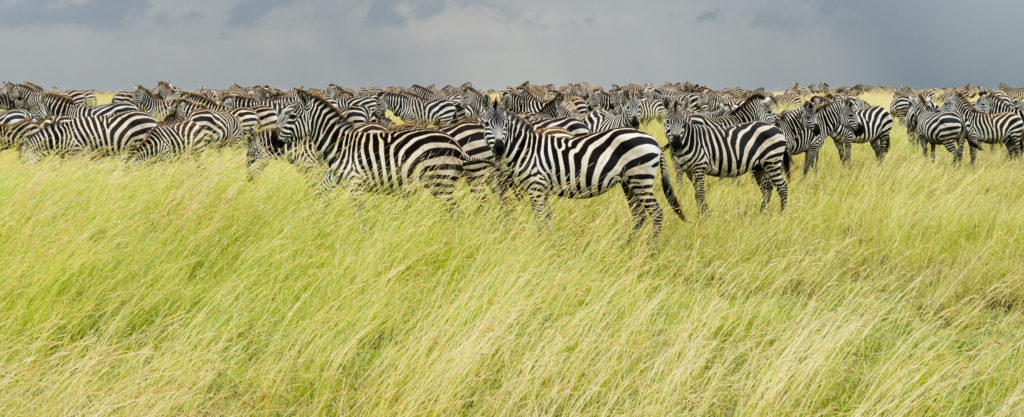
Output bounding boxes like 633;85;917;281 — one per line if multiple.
0;91;1021;416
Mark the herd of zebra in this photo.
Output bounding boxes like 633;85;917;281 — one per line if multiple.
2;80;1023;237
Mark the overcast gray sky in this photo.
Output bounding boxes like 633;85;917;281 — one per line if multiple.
0;0;1020;91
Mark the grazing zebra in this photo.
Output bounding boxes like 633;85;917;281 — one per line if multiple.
20;111;156;163
631;98;667;123
0;119;40;151
126;120;218;162
663;102;791;213
277;90;465;207
706;94;777;127
940;91;1024;160
245;126;324;182
904;95;975;164
832;105;894;164
1;109;31;124
23;92;136;121
481;102;685;238
375;92;458;126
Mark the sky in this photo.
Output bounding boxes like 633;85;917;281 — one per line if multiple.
0;0;1020;91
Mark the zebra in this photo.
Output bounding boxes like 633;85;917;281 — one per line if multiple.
631;98;667;123
59;89;98;106
803;99;863;168
480;102;685;238
20;111;156;163
277;90;465;208
500;89;545;114
532;117;591;136
534;93;580;119
1;82;43;104
132;85;171;118
23;92;136;121
904;95;975;165
706;94;777;127
126;119;219;162
663;101;792;213
775;103;822;176
0;118;40;151
1;109;31;124
187;108;250;147
585;105;640;131
832;105;894;164
111;90;134;105
890;95;911;119
940;91;1024;161
374;92;458;126
245;125;325;181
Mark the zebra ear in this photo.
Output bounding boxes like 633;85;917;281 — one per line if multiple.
296;89;311;104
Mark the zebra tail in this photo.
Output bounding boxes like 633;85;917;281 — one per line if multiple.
782;148;793;179
659;155;686;222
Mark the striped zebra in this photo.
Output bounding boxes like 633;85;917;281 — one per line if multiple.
585;104;640;131
1;82;43;104
940;91;1024;160
706;94;777;127
805;99;862;169
904;95;975;165
890;95;911;119
245;126;325;182
126;120;218;162
458;88;492;118
277;90;465;207
630;98;666;123
188;108;252;147
663;101;792;213
775;103;822;176
532;117;591;136
1;109;31;124
375;92;458;126
480;102;685;238
832;105;894;164
500;89;545;114
535;93;580;119
20;111;156;163
60;89;98;106
0;119;40;151
111;90;134;105
23;92;136;121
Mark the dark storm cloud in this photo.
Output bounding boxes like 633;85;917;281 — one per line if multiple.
695;9;722;23
0;0;1022;91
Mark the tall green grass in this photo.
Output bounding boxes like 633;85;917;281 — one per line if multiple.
0;92;1021;416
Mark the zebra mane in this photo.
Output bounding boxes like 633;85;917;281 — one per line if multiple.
41;92;75;104
952;91;982;112
729;93;767;116
166;97;211;109
177;92;218;107
296;89;353;128
135;85;159;99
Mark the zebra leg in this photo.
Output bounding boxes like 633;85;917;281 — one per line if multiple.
692;169;709;214
930;143;937;161
944;141;961;166
621;183;646;238
754;170;773;212
843;136;853;166
871;136;889;164
804;145;822;176
527;186;553;224
768;164;789;212
832;137;845;162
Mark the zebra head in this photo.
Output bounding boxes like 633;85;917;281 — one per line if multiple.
663;101;692;148
838;99;862;135
623;98;641;128
276;100;305;143
481;101;509;157
800;102;820;136
24;94;50;121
